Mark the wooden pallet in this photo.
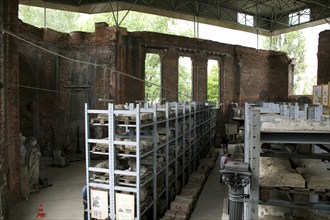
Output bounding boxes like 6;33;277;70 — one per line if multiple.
310;189;330;194
90;117;108;124
92;145;108;153
117;172;153;185
261;186;330;195
92;173;109;182
260;186;330;203
116;113;153;124
116;146;153;155
116;118;154;125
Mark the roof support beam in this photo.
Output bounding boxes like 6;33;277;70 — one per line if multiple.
20;0;330;35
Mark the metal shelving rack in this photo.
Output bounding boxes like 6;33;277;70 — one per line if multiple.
85;101;216;220
244;103;330;220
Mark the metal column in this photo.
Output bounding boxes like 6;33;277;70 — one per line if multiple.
108;103;115;220
244;103;260;220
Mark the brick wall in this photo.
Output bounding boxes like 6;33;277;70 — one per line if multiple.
0;1;7;217
317;30;330;84
129;31;290;103
1;0;20;217
18;23;121;152
236;46;290;104
1;18;291;214
129;32;290;134
17;22;291;149
193;54;208;101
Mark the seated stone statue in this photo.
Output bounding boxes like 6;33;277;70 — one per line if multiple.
53;147;68;167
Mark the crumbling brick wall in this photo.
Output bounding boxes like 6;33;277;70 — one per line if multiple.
3;18;291;208
317;30;330;85
236;46;290;103
129;31;290;102
17;22;291;150
1;0;20;218
129;31;290;133
18;22;122;152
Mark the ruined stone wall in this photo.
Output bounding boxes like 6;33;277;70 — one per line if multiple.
235;46;290;104
1;0;20;217
128;31;290;133
133;31;290;103
317;30;330;85
2;18;291;211
17;23;291;149
18;22;122;152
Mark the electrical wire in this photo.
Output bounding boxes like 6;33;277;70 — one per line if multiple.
1;29;192;99
9;84;70;94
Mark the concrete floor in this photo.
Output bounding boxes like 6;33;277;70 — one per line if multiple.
8;145;327;220
190;155;227;220
9;157;86;220
8;154;229;220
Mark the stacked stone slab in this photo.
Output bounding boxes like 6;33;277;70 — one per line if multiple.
295;159;330;190
159;150;218;219
259;204;330;220
260;157;305;188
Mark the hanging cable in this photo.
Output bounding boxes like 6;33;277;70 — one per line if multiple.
119;0;138;26
109;0;119;26
2;29;192;99
9;84;70;94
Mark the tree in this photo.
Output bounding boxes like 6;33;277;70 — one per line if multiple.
178;57;192;101
145;54;161;102
19;5;44;28
19;5;81;33
207;64;219;104
263;31;310;94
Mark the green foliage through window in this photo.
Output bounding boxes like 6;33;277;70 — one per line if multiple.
263;31;312;95
145;54;161;102
207;60;219;105
178;57;192;101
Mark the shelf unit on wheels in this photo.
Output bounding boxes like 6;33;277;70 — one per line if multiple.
84;101;216;220
244;102;330;220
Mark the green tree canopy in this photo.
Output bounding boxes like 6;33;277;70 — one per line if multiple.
19;5;193;36
207;64;219;104
263;31;311;94
19;5;81;33
145;53;161;102
178;57;192;101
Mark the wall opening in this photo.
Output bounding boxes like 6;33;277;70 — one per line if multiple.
178;56;192;101
237;12;254;27
145;53;161;102
207;59;220;105
289;8;310;26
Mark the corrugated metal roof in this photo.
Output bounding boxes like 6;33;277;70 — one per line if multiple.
19;0;330;35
